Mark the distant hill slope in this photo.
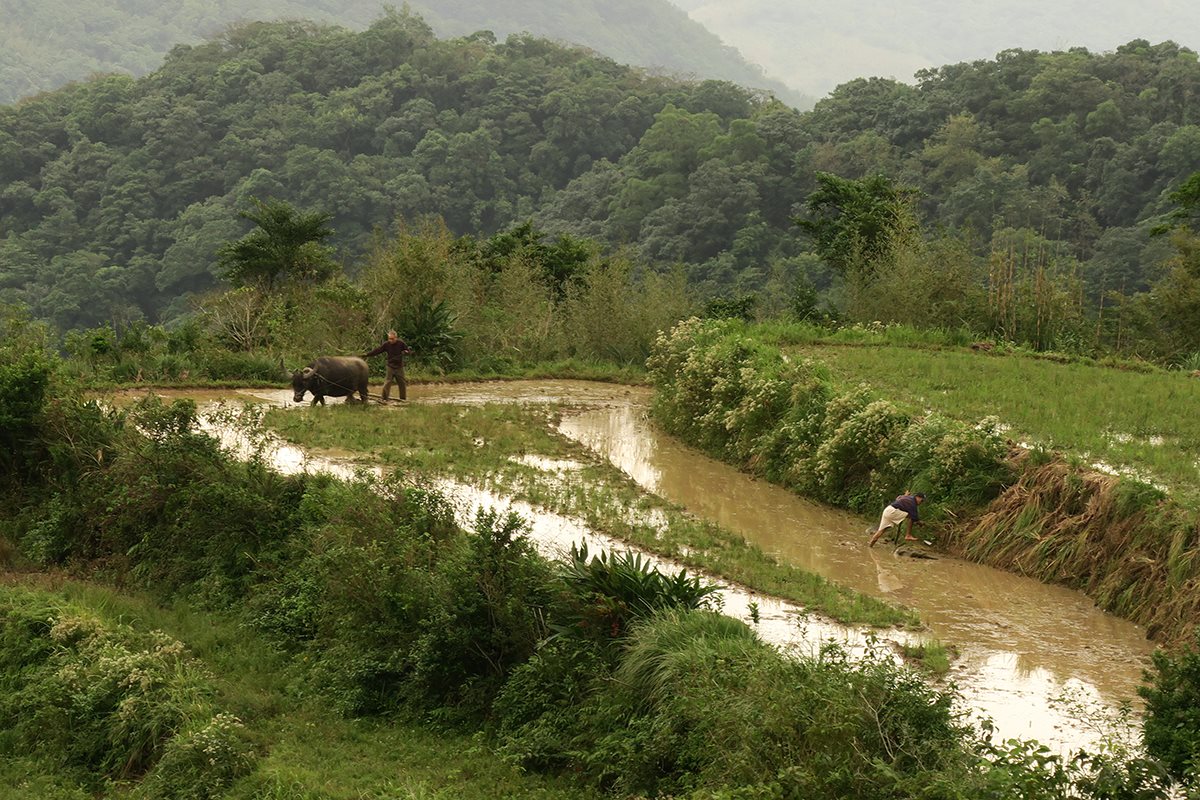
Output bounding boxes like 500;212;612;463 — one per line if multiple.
669;0;1200;97
0;0;809;106
0;12;789;330
2;14;1196;346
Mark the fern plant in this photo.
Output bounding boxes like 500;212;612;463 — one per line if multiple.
394;297;463;372
554;543;718;641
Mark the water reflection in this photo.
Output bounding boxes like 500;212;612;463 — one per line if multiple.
556;394;1155;754
178;382;1153;754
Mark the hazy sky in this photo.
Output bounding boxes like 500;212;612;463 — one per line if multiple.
666;0;1200;98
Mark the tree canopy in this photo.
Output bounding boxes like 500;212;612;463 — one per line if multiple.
2;13;1200;361
795;173;920;276
0;0;806;107
217;198;335;289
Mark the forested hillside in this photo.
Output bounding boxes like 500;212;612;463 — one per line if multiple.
670;0;1200;98
0;0;805;106
2;14;1199;360
0;10;775;330
536;38;1200;296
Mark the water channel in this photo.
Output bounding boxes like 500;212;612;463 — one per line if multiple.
199;380;1154;754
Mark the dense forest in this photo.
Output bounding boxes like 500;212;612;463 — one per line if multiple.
2;12;1199;361
0;0;804;106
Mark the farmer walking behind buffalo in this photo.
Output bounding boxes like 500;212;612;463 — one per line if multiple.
363;330;414;402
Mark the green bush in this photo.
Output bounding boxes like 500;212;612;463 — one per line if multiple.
20;494;88;564
136;713;256;800
649;318;1012;519
493;637;609;771
0;588;221;784
1140;635;1200;781
150;352;194;381
197;349;285;382
394;296;464;372
809;398;910;509
555;543;718;642
557;609;967;798
106;358;143;382
647;316;779;455
403;509;554;719
721;359;805;463
702;293;758;321
250;482;552;720
1112;477;1168;517
246;479;457;713
13;395;305;602
876;414;1011;512
0;352;52;482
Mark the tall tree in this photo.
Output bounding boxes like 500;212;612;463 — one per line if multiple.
795;172;920;277
217;198;336;290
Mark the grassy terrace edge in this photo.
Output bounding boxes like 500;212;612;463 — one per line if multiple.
647;317;1200;646
260;400;919;631
83;358;650;393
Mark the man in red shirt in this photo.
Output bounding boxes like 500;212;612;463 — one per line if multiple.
363;330;414;401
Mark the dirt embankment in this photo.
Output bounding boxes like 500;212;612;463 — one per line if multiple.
946;450;1200;646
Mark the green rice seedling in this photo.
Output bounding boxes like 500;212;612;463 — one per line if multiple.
898;640;955;675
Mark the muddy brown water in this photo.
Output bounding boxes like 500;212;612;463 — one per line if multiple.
160;381;1154;753
552;387;1154;748
408;380;1155;751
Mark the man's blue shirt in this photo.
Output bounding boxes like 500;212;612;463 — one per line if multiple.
890;494;920;522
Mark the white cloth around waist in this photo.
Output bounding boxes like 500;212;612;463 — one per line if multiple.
878;505;910;529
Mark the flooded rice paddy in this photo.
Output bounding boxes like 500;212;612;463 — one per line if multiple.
177;380;1153;754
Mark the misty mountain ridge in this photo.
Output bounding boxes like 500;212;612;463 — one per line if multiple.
669;0;1200;97
0;0;810;106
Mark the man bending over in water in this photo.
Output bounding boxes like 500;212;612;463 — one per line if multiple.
868;492;926;547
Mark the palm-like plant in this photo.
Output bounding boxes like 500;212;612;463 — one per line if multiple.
217;198;336;290
395;297;464;372
555;543;718;641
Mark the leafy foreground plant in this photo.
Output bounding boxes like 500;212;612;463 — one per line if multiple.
1141;632;1200;782
0;586;254;797
555;543;719;640
3;377;1194;798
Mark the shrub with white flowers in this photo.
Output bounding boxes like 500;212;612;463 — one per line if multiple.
0;589;235;786
810;400;910;508
649;319;1011;518
137;713;257;800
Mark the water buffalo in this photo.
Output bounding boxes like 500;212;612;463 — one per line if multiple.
291;356;370;406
